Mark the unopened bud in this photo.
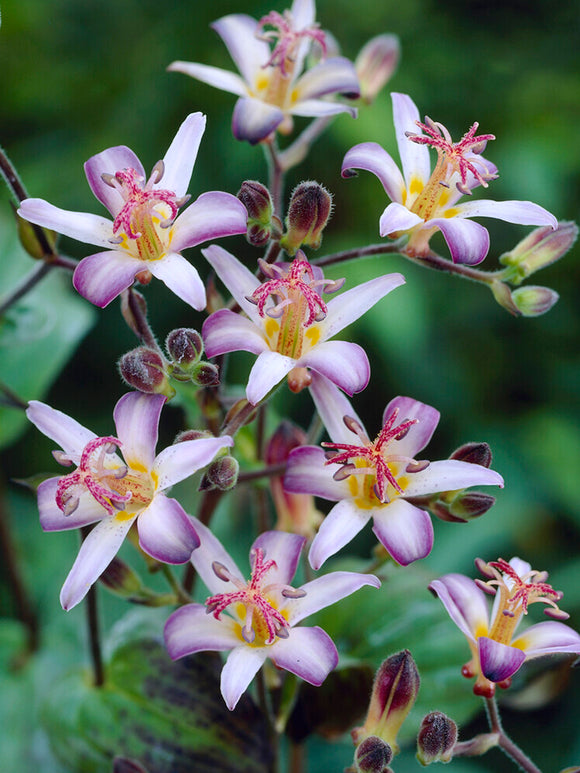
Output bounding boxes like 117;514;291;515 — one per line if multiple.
355;736;393;773
113;757;150;773
449;491;496;520
352;650;420;753
416;711;457;765
450;442;492;468
511;285;559;317
99;557;143;597
199;455;239;491
499;221;577;284
490;280;519;316
191;361;220;387
355;35;400;104
166;328;203;368
175;429;213;443
280;181;333;255
118;347;175;398
238;181;280;246
15;205;57;260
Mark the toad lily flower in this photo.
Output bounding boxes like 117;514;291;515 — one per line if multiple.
164;520;380;710
201;245;405;404
168;0;359;144
26;392;233;610
429;557;580;697
18;113;247;309
284;375;504;569
341;93;557;265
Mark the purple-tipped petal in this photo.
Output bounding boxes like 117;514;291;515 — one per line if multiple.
18;199;114;250
221;646;268;711
294;57;360;101
341;142;406;204
391;92;431;190
232;97;284;144
402;459;504;497
246;351;296;405
164;603;240;660
84;145;144;216
114;392;164;471
189;516;245;595
73;250;143;308
212;14;270;87
171;192;248;252
154;436;233;490
137;495;200;564
290;100;357;119
284;445;349;501
479;637;526;682
321;273;406;340
148;252;206;310
428;573;489;643
309;499;372;570
270;626;338;686
167;61;249;97
161;113;206;198
202;245;262;322
287;571;380;624
59;514;136;610
252;531;305;586
301;340;370;395
203;309;268;358
309;372;366;445
371;499;433;566
379;202;424;236
456;199;557;228
38;478;107;531
26;400;95;458
512;621;580;658
382;396;439;457
430;217;490;265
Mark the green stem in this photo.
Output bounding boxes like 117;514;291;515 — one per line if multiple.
80;528;105;687
313;239;407;267
161;565;191;605
264;138;284;217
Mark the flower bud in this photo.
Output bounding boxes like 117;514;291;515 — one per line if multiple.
354;736;393;773
449;491;496;520
15;205;57;260
280;181;333;255
416;711;457;765
199;455;239;491
191;361;220;387
355;34;400;104
113;758;150;773
449;442;492;468
237;181;279;247
352;650;420;754
490;280;519;316
99;557;143;597
499;221;578;284
511;285;559;317
118;347;175;398
166;328;203;368
174;429;214;443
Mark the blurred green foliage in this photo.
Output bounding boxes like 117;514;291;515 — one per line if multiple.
1;0;579;770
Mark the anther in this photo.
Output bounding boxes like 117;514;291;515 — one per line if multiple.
212;561;232;582
281;587;307;599
333;464;356;481
406;460;430;473
475;578;497;595
52;450;74;467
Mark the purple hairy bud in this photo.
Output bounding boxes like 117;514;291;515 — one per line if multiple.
354;736;393;773
280;181;333;255
118;347;175;398
238;180;280;246
416;711;457;765
450;442;492;468
166;328;203;367
199;455;239;491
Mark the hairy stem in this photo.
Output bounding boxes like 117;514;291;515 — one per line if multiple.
264;138;284;217
161;565;191;605
485;696;543;773
313;239;407;267
80;527;105;687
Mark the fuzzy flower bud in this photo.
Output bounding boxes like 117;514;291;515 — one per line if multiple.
237;181;280;246
355;34;400;104
499;221;578;285
166;328;203;369
15;206;57;260
191;361;220;387
199;455;239;491
118;347;175;398
280;181;333;255
416;711;457;765
511;285;559;317
99;557;143;598
450;442;492;468
354;736;393;773
352;650;420;754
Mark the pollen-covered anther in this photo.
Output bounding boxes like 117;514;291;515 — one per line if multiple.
406;459;429;473
474;578;497;595
486;557;568;619
52;450;74;467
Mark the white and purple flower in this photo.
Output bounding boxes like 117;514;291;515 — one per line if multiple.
164;520;380;710
284;375;504;569
341;93;557;265
26;392;233;610
201;246;405;404
18;113;248;309
429;557;580;697
168;0;359;144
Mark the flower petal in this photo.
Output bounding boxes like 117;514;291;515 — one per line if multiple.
428;573;489;644
429;216;490;266
309;372;366;444
59;514;136;610
341;142;406;204
38;478;107;531
478;637;526;683
164;603;240;660
286;572;380;624
148;252;206;310
284;445;350;501
300;340;370;395
84;146;144;216
160;113;206;198
252;531;305;587
18;199;114;249
202;245;262;323
171;191;248;252
371;499;433;566
212;14;270;86
232;97;284;144
26;400;95;459
189;516;245;595
246;351;296;405
379;202;424;236
456;199;557;228
113;392;164;470
391;92;431;190
137;495;200;564
73;250;143;308
203;309;268;358
294;57;360;101
309;499;372;570
167;61;249;97
381;395;439;457
153;436;234;490
320;273;405;340
403;459;504;497
221;646;268;710
291;0;316;30
289;100;357;119
270;626;338;686
512;621;580;658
